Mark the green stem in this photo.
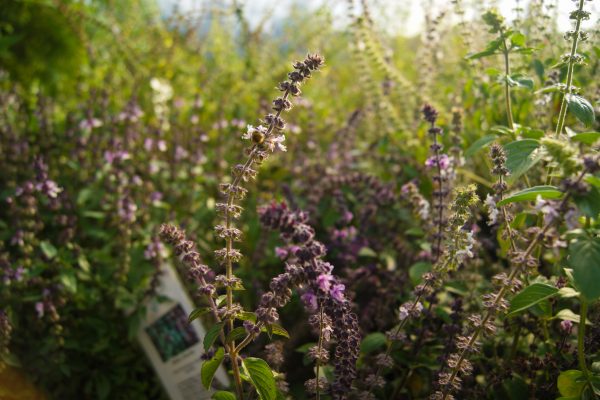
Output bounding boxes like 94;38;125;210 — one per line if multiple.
555;0;586;139
222;89;291;399
500;28;514;130
578;298;596;396
316;306;325;400
440;169;588;400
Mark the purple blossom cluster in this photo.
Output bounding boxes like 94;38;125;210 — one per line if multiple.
258;201;361;399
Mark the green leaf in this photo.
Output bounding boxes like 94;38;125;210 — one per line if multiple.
532;59;545;80
466;38;502;59
571;132;600;145
510;32;526;47
40;240;57;259
465;135;497;158
508;283;559;316
226;327;247;343
188;307;210;323
60;270;78;294
212;391;236;400
201;347;225;389
554;309;592;325
77;254;90;272
568;232;600;301
573;182;600;218
504;139;542;182
360;332;387;354
558;370;585;397
497;186;563;206
82;211;105;219
260;323;290;339
358;247;377;257
409;262;432;285
203;322;224;351
242;357;277;400
236;311;257;323
566;94;596;126
506;74;534;89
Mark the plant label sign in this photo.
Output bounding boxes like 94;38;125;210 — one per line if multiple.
136;264;228;400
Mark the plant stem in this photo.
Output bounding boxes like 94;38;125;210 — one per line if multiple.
554;0;586;139
440;169;589;400
499;28;514;131
222;89;290;396
577;298;596;397
432;122;444;262
230;351;245;400
316;306;325;400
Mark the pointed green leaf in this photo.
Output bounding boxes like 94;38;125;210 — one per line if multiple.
188;307;210;323
465;135;497;158
225;326;247;343
571;132;600;145
497;186;562;206
573;183;600;218
568;232;600;301
212;391;236;400
40;241;57;259
360;332;387;354
510;32;526;47
506;74;534;89
504;139;543;182
466;38;502;60
260;323;290;339
566;94;596;126
236;311;257;323
242;357;277;400
508;283;559;316
558;370;585;397
203;322;224;351
554;309;592;325
201;347;225;389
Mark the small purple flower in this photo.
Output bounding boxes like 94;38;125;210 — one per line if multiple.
144;240;165;260
317;274;333;292
104;150;130;164
302;290;318;312
36;180;62;198
35;302;45;318
425;154;450;170
342;211;353;224
330;284;345;302
79;117;103;131
175;146;189;161
275;247;289;260
10;230;24;247
150;191;163;204
560;320;573;334
144;138;154;151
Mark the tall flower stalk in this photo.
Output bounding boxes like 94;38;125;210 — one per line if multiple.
423;104;450;261
369;185;479;395
435;162;595;400
161;54;324;399
554;0;590;138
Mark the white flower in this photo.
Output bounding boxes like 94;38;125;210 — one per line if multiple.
79;118;103;130
485;194;499;226
271;134;287;152
535;195;559;224
242;124;267;140
455;230;475;263
417;198;430;220
398;304;410;321
565;209;580;230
